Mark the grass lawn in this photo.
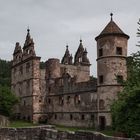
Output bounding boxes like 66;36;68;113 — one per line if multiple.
8;121;115;136
55;125;94;132
9;120;38;128
55;125;115;136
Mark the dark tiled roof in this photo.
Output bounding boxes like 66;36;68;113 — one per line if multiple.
95;20;129;40
100;20;124;35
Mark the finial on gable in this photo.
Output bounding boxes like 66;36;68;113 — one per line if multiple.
110;13;113;21
66;44;68;49
27;26;30;33
80;37;82;43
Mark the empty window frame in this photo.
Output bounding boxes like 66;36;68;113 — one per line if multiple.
116;47;122;55
99;75;104;84
81;114;85;120
116;75;123;83
70;114;73;120
99;48;103;57
99;99;105;110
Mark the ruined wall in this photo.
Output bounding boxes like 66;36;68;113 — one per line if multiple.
60;64;90;83
56;80;97;94
46;89;97;127
11;60;34;120
0;126;134;140
0;115;9;127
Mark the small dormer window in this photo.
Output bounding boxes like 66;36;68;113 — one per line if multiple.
116;47;122;55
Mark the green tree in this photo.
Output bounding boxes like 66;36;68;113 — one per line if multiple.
137;18;140;46
0;85;18;116
0;59;11;86
111;19;140;137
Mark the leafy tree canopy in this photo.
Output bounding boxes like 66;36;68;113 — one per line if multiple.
0;59;11;86
0;85;18;116
0;59;18;117
111;19;140;137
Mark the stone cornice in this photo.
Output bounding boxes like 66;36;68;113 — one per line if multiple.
12;56;41;68
96;55;126;61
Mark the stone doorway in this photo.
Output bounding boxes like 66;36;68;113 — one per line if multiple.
99;116;106;130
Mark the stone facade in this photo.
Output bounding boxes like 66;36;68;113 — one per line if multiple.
11;15;129;129
0;126;135;140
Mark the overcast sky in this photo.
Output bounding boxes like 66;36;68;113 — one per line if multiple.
0;0;140;76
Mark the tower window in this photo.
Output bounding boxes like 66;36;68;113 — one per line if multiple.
48;87;51;93
67;96;70;104
117;75;123;83
74;95;81;104
99;99;105;110
19;66;23;74
26;62;30;73
59;96;64;105
48;98;51;104
99;75;104;84
39;97;42;103
23;100;26;106
81;114;85;120
70;114;73;120
55;114;57;120
91;115;94;120
99;48;103;57
116;47;122;55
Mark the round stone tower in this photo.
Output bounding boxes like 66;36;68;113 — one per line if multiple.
45;58;60;80
45;58;60;95
95;14;129;129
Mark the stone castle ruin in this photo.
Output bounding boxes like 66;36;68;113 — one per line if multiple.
11;14;129;129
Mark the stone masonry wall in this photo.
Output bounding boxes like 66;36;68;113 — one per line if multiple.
0;126;135;140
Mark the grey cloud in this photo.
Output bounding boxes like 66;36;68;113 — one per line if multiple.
0;0;140;76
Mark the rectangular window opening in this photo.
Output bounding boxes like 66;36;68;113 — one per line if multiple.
99;48;103;57
99;75;104;84
116;47;122;55
117;75;123;83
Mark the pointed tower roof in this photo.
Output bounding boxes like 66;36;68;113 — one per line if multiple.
75;39;84;58
13;42;22;55
81;48;90;65
95;13;129;40
61;45;71;64
64;45;70;57
23;28;34;49
77;39;84;52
